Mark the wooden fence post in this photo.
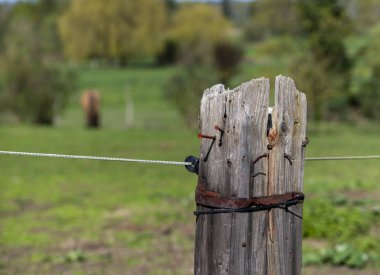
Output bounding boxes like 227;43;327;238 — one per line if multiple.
194;75;307;275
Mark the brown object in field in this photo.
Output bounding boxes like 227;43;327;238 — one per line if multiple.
81;90;100;128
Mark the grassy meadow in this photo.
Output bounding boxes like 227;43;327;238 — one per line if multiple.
0;63;380;274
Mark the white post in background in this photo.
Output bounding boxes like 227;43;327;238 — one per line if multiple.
125;86;134;129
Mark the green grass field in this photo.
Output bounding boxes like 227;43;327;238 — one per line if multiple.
1;64;380;274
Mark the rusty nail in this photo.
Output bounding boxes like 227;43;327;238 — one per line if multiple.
198;133;216;140
214;125;224;133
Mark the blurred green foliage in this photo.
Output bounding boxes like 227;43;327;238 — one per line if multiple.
302;195;380;268
168;3;231;64
244;0;380;121
303;196;375;242
165;65;218;128
58;0;167;64
165;39;243;128
164;4;242;127
350;23;380;119
0;2;11;50
0;1;76;125
291;0;352;121
245;0;299;41
213;41;244;85
297;0;352;75
1;0;378;122
303;243;372;268
221;0;233;19
349;0;380;34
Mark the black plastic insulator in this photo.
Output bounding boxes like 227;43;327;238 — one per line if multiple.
185;155;199;175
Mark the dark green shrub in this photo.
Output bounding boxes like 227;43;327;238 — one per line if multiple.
303;197;373;241
164;65;218;128
359;70;380;119
1;62;76;124
291;0;352;121
0;19;76;125
156;39;178;65
213;41;243;85
302;195;380;268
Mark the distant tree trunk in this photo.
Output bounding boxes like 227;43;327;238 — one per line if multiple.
35;99;54;125
165;0;177;12
119;55;129;67
222;0;232;19
35;110;54;125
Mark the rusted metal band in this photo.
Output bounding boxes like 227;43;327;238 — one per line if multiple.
195;179;304;209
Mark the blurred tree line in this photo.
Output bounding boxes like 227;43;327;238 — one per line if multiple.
0;0;75;125
0;0;379;126
245;0;380;122
59;0;168;64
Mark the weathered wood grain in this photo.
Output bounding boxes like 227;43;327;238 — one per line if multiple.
194;76;306;275
267;76;307;275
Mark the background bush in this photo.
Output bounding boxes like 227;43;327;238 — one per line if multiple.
165;65;218;128
0;19;76;125
213;41;244;86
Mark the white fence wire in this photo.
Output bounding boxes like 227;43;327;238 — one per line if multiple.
0;150;379;166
